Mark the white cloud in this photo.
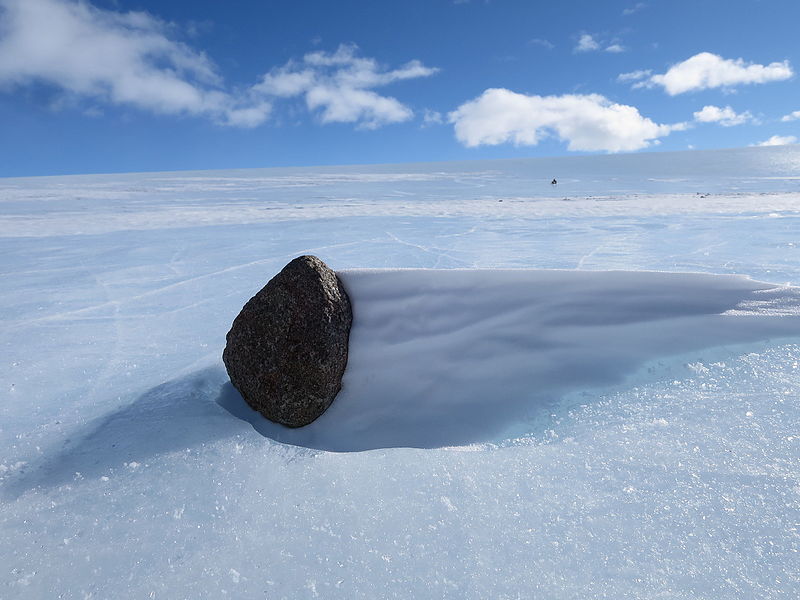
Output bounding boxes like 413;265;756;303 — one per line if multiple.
448;88;683;153
254;43;438;129
634;52;793;95
0;1;438;131
0;0;270;127
257;68;316;98
781;110;800;122
305;86;411;127
754;135;797;147
422;109;443;127
693;105;753;127
575;34;600;53
224;103;274;128
576;34;625;54
617;69;652;83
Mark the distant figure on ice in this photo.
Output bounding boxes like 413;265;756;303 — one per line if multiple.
551;178;557;185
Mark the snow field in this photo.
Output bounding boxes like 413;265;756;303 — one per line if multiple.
2;146;800;598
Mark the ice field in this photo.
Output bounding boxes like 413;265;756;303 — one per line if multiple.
2;145;800;598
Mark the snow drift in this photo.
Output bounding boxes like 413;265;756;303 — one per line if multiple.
222;269;800;451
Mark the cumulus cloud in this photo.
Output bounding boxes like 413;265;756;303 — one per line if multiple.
754;135;797;147
605;44;625;54
0;1;437;130
781;110;800;122
0;0;270;126
448;88;684;153
575;34;600;53
693;105;753;127
631;52;793;95
254;43;438;129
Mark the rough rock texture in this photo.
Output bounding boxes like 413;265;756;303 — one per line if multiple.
223;255;352;427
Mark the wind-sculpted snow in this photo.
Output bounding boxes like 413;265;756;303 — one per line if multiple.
221;269;800;450
222;270;800;451
2;146;800;598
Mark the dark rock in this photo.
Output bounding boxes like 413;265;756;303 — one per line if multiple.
223;256;352;427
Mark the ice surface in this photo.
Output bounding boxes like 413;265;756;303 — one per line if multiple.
2;146;800;598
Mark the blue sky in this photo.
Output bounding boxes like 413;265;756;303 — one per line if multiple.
1;0;799;176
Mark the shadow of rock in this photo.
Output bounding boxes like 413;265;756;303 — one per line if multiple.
3;367;247;500
216;381;529;452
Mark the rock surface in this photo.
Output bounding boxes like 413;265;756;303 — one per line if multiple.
223;255;352;427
